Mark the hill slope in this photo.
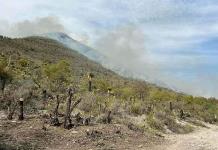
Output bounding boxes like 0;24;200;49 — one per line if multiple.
43;32;154;84
0;35;218;149
43;32;106;64
0;35;217;119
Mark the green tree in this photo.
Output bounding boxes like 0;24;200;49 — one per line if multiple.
0;55;12;93
43;60;72;93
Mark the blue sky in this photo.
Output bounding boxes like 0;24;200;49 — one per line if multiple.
0;0;218;98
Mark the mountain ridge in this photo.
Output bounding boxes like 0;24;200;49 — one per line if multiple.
42;32;107;63
42;32;180;93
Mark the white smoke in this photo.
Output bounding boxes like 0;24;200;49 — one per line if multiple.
95;26;156;79
0;16;66;37
95;25;217;98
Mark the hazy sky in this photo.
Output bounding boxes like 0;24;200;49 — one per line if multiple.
0;0;218;98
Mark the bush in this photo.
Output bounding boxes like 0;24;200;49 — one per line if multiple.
163;116;193;134
18;58;29;67
130;101;142;115
77;92;101;115
146;114;165;132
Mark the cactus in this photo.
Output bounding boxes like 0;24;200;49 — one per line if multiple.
170;101;173;111
18;98;24;120
180;109;184;119
64;88;74;129
7;99;17;120
42;90;47;109
88;73;94;92
50;95;60;126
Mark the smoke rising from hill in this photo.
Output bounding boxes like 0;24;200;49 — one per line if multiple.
0;15;217;98
0;16;66;37
95;26;218;98
96;26;149;75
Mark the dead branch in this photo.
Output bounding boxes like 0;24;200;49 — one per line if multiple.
70;98;82;115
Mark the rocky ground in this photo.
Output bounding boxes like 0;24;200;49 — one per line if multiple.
0;111;163;150
0;111;218;150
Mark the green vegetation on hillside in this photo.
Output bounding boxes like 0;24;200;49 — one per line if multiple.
0;36;217;134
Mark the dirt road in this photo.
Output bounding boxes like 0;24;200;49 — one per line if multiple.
150;124;218;150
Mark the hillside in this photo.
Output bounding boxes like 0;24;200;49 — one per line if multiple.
43;32;106;64
42;32;153;85
0;35;218;150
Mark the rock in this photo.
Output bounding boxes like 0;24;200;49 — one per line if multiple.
50;116;60;126
86;129;102;138
42;125;47;131
83;117;91;126
115;130;121;134
138;145;143;148
155;133;165;138
127;123;141;132
71;130;78;134
0;111;7;119
96;140;105;147
75;112;83;124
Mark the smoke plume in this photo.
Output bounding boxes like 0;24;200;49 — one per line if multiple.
0;16;66;37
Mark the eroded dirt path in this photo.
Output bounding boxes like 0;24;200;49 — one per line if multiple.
150;124;218;150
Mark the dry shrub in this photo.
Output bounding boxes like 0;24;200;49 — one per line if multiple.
155;111;193;134
163;116;193;134
146;113;165;132
77;93;102;116
127;100;145;115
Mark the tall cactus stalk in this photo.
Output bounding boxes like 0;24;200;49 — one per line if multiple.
64;88;74;129
18;98;24;120
0;77;6;94
50;95;60;126
88;73;94;92
169;101;173;111
42;90;47;109
54;95;60;116
7;99;17;120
